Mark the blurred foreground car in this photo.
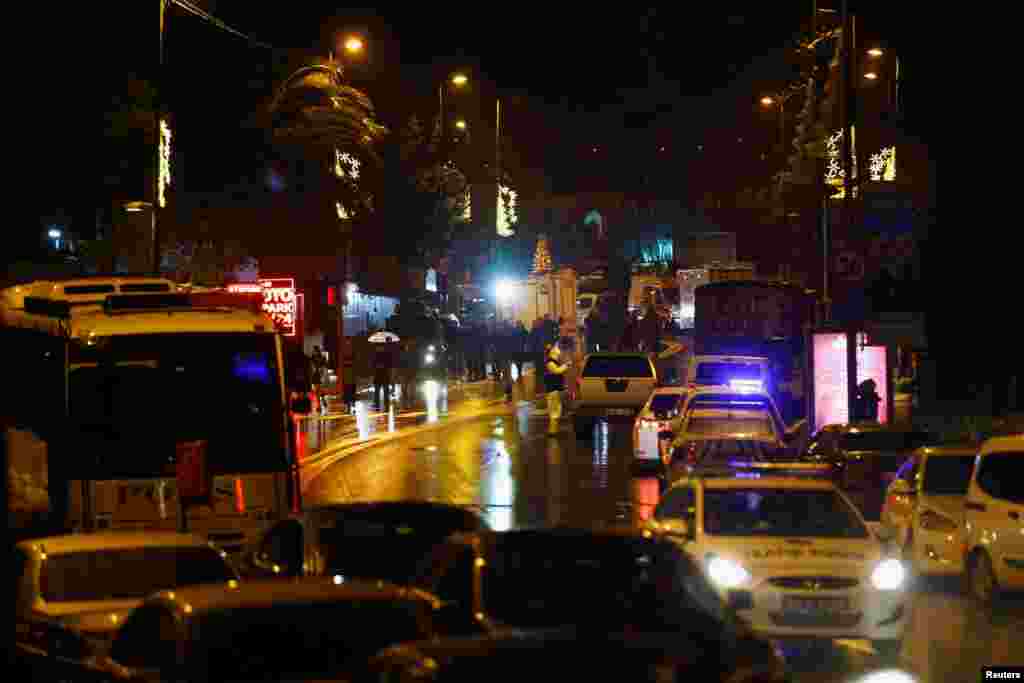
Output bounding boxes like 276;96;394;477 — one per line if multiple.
648;474;907;659
963;434;1024;605
363;630;789;683
880;444;976;576
411;526;784;678
86;577;443;682
15;531;238;678
247;501;487;582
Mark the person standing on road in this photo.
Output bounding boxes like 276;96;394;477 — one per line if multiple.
310;345;328;414
373;344;394;409
544;343;570;436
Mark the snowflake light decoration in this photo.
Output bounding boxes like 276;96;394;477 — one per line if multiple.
336;201;350;220
497;184;517;237
824;128;859;199
334;150;361;180
869;146;896;182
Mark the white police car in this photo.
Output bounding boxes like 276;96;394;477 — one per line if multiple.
646;471;907;658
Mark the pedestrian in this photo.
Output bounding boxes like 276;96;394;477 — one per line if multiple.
641;302;661;353
620;311;639;352
530;319;546;396
398;339;418;407
513;321;528;380
544;343;571;436
373;343;394;409
310;345;328;414
855;379;882;422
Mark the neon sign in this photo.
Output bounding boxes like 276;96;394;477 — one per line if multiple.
228;278;297;336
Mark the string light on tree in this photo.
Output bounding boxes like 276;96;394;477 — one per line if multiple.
334;150;361;180
158;119;172;208
532;234;553;274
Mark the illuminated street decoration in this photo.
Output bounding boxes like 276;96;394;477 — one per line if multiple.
869;146;896;182
334;150;361;180
227;278;297;336
497;184;517;236
462;187;471;221
335;201;350;220
158;119;172;208
824;127;858;199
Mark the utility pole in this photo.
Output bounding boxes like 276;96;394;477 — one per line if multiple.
839;0;854;280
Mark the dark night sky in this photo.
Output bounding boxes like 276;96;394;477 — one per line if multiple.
36;2;885;230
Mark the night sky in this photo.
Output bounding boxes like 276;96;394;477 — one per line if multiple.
36;3;890;233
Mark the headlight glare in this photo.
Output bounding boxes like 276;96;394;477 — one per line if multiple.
707;555;751;588
870;558;906;590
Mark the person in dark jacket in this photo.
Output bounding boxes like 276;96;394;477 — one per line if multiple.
373;344;394;409
854;379;882;421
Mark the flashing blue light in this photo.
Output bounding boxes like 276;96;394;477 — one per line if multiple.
232;353;272;384
729;379;763;392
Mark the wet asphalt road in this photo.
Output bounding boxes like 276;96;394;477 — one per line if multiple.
299;383;1024;683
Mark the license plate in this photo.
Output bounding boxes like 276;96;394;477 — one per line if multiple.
607;408;633;416
782;596;850;612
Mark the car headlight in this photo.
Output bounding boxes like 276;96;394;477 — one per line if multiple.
870;558;906;590
706;555;751;589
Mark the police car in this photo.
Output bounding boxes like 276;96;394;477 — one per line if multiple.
645;469;907;658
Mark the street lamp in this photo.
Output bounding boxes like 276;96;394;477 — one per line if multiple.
455;119;467;131
451;73;468;86
343;36;364;54
864;71;878;80
867;47;883;57
760;96;775;107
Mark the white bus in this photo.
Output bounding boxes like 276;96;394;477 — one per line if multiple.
2;277;307;556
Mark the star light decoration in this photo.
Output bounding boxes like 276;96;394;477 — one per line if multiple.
334;150;361;180
497;184;517;237
869;146;896;182
158;119;172;208
335;201;350;220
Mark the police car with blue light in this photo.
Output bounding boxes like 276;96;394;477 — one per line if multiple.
645;464;907;659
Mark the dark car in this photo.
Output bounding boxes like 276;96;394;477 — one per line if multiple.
805;423;935;520
247;501;489;583
361;630;790;683
410;526;783;678
79;578;443;683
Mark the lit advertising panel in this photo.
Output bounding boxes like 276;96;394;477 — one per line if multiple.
227;278;297;336
813;333;849;432
857;343;888;424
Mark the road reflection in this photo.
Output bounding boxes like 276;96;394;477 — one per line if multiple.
481;437;514;532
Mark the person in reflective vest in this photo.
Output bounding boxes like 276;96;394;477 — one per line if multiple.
544;344;570;436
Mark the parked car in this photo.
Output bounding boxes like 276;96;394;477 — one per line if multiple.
82;578;445;682
632;386;688;469
804;422;935;522
410;526;783;677
573;352;659;440
879;444;977;576
246;501;488;583
15;531;238;678
363;630;790;683
963;434;1024;605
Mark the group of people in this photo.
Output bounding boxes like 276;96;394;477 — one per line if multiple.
583;302;667;354
447;314;564;386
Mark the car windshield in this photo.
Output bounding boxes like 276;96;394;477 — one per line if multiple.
692;439;793;467
582;356;653;378
190;600;429;680
840;430;931;453
66;333;286;476
40;547;235;602
481;535;725;630
685;411;774;437
648;394;684;417
921;456;976;495
975;453;1024;503
703;489;869;538
318;510;481;584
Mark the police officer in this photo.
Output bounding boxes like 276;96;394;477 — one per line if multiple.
544;343;570;436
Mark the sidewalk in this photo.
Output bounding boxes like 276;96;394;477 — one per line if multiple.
296;364;546;480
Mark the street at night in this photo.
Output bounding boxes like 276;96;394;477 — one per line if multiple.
302;381;1024;683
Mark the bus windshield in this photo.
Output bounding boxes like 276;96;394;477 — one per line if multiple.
66;333;286;475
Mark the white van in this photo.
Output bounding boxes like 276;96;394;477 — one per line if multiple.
963;434;1024;604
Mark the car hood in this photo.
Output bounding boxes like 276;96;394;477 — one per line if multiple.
918;494;967;522
704;536;881;577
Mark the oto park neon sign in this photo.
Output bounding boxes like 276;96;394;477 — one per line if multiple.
227;278;297;336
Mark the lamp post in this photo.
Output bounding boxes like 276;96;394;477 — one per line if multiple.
439;72;469;162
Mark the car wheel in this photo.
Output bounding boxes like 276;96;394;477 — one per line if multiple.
967;550;1000;606
574;418;593;441
872;638;903;661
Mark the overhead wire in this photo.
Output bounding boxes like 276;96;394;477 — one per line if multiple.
169;0;276;50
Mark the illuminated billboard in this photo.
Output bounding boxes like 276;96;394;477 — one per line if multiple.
857;343;888;424
227;278;297;336
813;332;849;432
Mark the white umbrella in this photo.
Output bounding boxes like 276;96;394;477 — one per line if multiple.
367;330;400;343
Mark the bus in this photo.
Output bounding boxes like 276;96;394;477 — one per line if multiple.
2;277;307;556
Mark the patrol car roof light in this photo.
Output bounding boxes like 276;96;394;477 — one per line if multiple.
729;379;763;392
